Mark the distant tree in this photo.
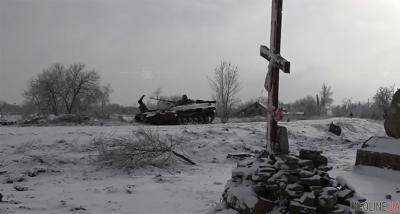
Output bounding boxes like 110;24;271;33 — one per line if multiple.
319;83;333;115
60;63;101;114
209;60;241;123
23;63;65;115
105;103;137;115
372;85;395;119
24;63;107;115
291;95;319;117
0;101;22;116
331;98;353;117
97;84;113;118
331;105;345;117
316;94;320;115
330;96;385;119
358;100;374;119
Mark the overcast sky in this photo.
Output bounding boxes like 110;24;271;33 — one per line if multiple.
1;0;399;106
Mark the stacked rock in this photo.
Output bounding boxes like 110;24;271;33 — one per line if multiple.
222;149;362;214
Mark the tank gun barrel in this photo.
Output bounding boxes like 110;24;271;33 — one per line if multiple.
149;97;176;103
149;97;216;104
194;100;216;104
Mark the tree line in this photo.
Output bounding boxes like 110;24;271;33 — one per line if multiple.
331;85;396;119
0;63;134;119
279;84;396;120
0;61;396;123
207;60;397;122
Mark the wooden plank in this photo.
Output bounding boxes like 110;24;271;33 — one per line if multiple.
260;45;290;74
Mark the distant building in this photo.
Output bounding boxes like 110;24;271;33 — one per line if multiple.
235;102;267;117
283;112;306;121
235;101;306;121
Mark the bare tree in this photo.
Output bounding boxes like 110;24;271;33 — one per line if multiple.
209;60;241;123
24;63;106;115
23;63;65;115
291;95;319;117
319;83;333;116
373;85;395;119
316;94;320;115
98;84;113;118
23;78;43;114
60;63;101;114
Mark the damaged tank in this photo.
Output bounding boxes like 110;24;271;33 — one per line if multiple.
134;95;216;125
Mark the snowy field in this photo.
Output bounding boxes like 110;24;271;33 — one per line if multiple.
0;118;399;214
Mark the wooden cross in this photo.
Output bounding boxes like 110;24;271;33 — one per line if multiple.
260;0;290;154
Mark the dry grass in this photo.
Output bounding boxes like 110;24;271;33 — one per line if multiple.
93;128;177;169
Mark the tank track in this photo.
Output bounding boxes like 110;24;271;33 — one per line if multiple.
176;108;215;124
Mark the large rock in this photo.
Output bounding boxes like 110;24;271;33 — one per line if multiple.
289;201;317;214
223;180;276;214
385;89;400;138
223;180;259;213
299;149;328;168
328;122;342;136
298;192;315;206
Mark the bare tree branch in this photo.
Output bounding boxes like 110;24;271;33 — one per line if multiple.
208;60;241;123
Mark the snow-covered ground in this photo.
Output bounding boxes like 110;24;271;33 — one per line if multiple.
0;118;398;214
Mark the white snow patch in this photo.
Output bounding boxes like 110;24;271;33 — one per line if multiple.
361;136;400;155
0;118;392;213
334;166;400;202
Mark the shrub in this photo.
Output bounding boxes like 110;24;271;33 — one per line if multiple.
94;128;176;169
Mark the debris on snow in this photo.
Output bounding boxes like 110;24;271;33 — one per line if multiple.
14;185;28;191
328;122;342;136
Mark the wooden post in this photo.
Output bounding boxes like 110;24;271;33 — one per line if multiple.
266;0;283;154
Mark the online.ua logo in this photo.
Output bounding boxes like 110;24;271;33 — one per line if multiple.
350;201;400;213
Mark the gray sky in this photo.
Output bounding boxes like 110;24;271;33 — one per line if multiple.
1;0;399;106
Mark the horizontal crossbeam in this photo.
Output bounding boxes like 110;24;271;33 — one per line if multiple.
260;45;290;74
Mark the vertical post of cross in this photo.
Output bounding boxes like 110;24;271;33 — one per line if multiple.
260;0;290;154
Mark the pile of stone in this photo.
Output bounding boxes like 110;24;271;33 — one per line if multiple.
222;149;363;213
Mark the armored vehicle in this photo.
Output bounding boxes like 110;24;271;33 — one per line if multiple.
134;95;216;125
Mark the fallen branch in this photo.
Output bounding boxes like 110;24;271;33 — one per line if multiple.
226;153;253;160
172;151;196;165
